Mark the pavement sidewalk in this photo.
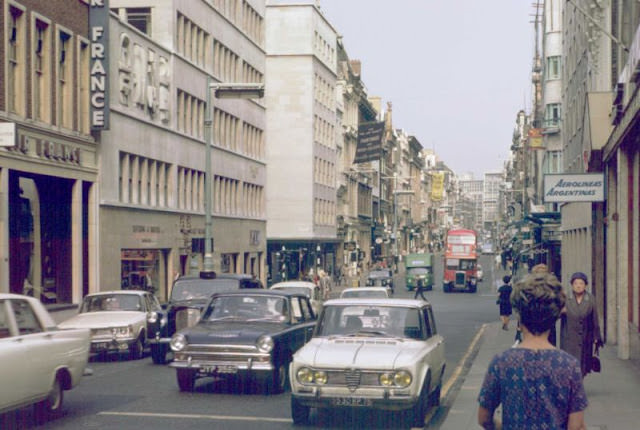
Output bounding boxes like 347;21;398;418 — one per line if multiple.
439;321;640;430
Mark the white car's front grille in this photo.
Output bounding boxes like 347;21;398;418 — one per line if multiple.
344;369;362;390
323;369;383;389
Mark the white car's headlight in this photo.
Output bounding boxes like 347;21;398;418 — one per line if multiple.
380;370;412;387
256;335;274;353
111;326;132;337
296;367;314;384
170;333;188;351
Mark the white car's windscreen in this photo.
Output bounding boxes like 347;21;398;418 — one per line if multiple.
317;305;423;339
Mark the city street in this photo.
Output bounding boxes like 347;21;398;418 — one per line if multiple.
5;255;500;430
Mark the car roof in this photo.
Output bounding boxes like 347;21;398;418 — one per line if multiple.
324;298;430;308
84;290;148;297
211;289;304;298
341;287;388;293
270;281;316;289
175;273;253;282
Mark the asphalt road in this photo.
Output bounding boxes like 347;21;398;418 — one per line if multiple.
7;254;502;430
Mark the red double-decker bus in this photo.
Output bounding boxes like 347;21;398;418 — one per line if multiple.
443;228;478;293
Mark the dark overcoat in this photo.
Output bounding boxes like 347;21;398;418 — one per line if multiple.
560;292;602;375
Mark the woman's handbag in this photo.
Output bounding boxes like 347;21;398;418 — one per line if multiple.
591;347;601;373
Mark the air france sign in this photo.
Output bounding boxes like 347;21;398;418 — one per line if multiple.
543;173;605;203
90;0;109;130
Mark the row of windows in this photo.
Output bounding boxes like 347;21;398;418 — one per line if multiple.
118;152;263;218
314;157;335;187
177;166;205;211
176;89;264;159
314;115;335;149
177;90;206;139
213;39;263;84
119;153;172;207
211;0;264;45
314;31;335;65
315;198;336;227
214;175;264;218
6;5;90;133
314;73;335;110
176;12;209;68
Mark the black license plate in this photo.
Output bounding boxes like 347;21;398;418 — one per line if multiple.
332;397;372;407
201;365;238;375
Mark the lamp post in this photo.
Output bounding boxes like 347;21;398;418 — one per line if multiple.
202;78;264;277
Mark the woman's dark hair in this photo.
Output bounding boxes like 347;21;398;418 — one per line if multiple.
503;275;511;284
511;272;566;335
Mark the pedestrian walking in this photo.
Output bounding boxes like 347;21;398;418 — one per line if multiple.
560;271;604;378
478;272;587;430
496;275;512;330
413;277;428;301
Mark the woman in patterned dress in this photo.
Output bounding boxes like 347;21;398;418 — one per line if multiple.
477;272;588;430
560;272;603;378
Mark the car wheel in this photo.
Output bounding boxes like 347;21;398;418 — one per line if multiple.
291;396;310;425
429;382;441;407
35;374;63;422
264;360;288;394
410;376;430;428
443;283;450;293
150;344;168;364
176;369;196;392
129;335;145;360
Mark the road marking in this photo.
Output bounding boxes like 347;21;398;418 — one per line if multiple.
440;323;487;399
98;411;292;423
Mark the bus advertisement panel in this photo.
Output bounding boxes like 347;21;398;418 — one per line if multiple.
443;229;478;293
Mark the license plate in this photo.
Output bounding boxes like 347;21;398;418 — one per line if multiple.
91;342;110;351
201;365;238;375
332;397;372;407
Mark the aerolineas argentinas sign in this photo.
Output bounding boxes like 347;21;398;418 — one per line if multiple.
90;0;109;130
543;173;605;203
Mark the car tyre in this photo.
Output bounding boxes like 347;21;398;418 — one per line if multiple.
291;396;310;425
150;344;168;364
429;382;441;407
129;334;145;360
34;373;63;423
176;369;196;392
410;376;430;428
264;360;288;394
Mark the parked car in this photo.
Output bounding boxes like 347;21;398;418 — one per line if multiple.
477;264;484;282
339;286;389;299
269;281;323;316
365;269;394;294
169;290;316;394
58;290;164;360
290;298;446;427
0;293;90;420
148;273;263;364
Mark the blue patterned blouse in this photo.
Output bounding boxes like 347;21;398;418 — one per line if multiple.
478;348;588;430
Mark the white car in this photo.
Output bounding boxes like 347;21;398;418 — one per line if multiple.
0;294;90;420
339;286;389;299
269;281;323;316
58;290;164;360
290;298;446;427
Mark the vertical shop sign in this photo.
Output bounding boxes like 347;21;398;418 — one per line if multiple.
90;0;110;130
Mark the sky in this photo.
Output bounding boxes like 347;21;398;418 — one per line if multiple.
318;0;536;179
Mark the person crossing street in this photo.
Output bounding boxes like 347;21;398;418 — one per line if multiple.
414;277;428;300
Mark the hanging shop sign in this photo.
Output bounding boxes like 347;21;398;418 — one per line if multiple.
354;121;384;164
90;0;110;130
543;173;605;203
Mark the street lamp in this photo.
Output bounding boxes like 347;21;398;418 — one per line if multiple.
201;77;264;278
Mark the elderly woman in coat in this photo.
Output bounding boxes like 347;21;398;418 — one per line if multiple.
560;271;603;377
